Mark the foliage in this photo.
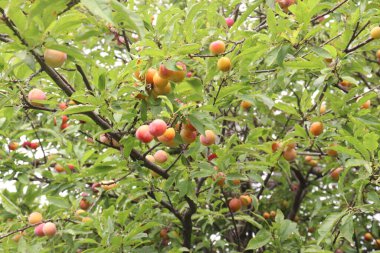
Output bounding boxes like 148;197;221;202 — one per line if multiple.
0;0;380;252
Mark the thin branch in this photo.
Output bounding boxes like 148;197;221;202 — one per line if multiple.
311;0;349;23
75;64;94;94
166;151;183;172
222;189;242;251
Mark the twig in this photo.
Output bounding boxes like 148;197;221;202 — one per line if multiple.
221;189;242;251
75;64;94;94
166;151;183;172
24;111;48;164
311;0;349;23
143;143;161;157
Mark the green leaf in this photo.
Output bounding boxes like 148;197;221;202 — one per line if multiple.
245;229;272;250
0;192;20;215
60;105;97;115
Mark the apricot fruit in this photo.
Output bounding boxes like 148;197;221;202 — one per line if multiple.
207;153;218;161
8;142;19;151
54;163;64;173
28;212;43;224
180;128;197;144
371;27;380;39
79;199;91;210
144;68;157;84
153;150;168;163
158;62;186;82
44;49;67;68
240;100;252;110
217;57;231;72
330;167;343;181
152;83;172;97
364;232;373;241
146;154;155;163
310;122;324;136
135;125;154;143
377;49;380;59
320;103;326;114
200;130;216;146
360;100;371;109
160;228;169;240
149;119;167;137
43;222;57;237
213;172;226;187
239;195;252;206
58;102;68;110
209;40;226;55
34;223;45;237
270;210;276;218
228;198;242;212
263;212;270;219
272;141;281;152
28;88;46;106
225;17;234;27
153;72;169;89
157;127;175;143
283;148;297;161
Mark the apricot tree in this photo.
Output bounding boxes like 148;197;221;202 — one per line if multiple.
0;0;380;252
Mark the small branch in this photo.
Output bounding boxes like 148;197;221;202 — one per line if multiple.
142;143;161;157
311;0;349;23
344;37;374;53
57;0;80;16
24;111;48;164
75;64;94;94
221;189;242;251
147;191;183;222
213;78;227;105
166;151;183;172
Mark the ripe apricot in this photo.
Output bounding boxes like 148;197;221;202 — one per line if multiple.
270;210;276;218
43;222;57;237
217;57;231;72
158;62;186;83
225;17;234;27
320;103;326;114
144;68;157;84
160;228;169;239
153;150;168;163
149;119;167;137
153;72;169;89
135;125;154;143
283;148;297;161
232;179;241;186
8;142;19;151
34;223;45;237
376;49;380;59
146;154;155;163
330;167;343;181
157;127;175;143
272;141;281;152
239;195;252;206
371;27;380;39
44;49;67;68
54;163;64;173
28;212;43;224
213;172;226;187
28;88;46;106
58;102;68;110
79;199;91;210
152;83;171;97
263;212;270;219
228;198;242;212
339;80;351;88
200;130;216;146
305;156;313;162
180;128;197;144
360;100;371;109
240;100;252;110
310;122;324;136
364;232;373;241
209;40;226;55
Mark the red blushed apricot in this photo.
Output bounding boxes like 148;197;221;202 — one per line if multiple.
232;179;240;185
271;141;282;152
270;211;277;218
153;72;169;89
217;57;231;72
34;223;45;237
225;17;234;27
228;198;242;212
30;142;39;149
305;156;313;162
158;62;186;83
80;199;91;210
146;154;155;163
360;100;371;109
376;50;380;59
144;68;157;84
68;164;75;171
364;232;373;241
309;122;324;136
330;167;343;181
153;150;168;163
152;83;171;97
8;142;19;151
200;130;216;146
276;0;296;9
263;212;270;219
339;80;351;88
209;40;226;55
208;153;218;161
213;172;226;187
54;163;64;173
240;100;252;110
136;125;154;143
283;148;297;161
180;128;197;144
160;228;169;240
326;144;338;157
157;127;175;143
44;49;67;68
239;195;252;206
42;222;57;237
149;119;167;137
28;212;43;224
58;102;68;110
28;88;46;106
